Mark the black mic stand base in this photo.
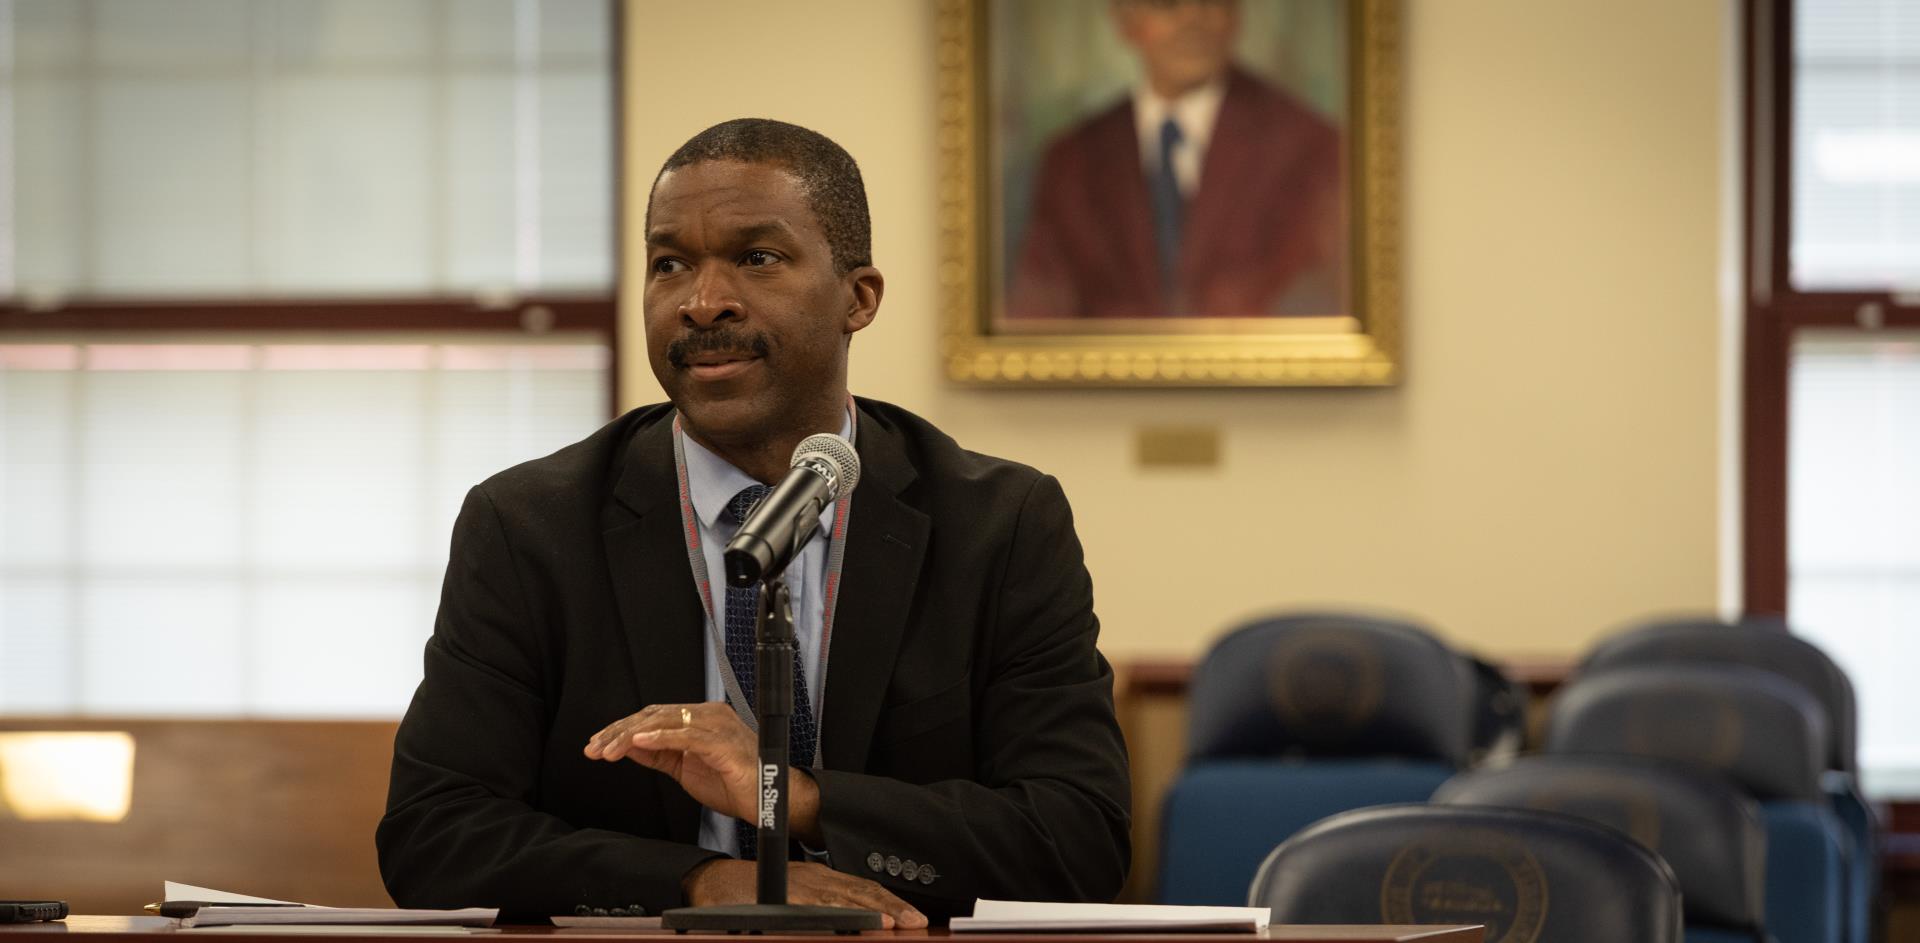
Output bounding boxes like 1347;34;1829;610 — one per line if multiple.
660;904;883;934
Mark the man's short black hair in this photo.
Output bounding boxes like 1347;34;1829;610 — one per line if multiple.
650;118;872;274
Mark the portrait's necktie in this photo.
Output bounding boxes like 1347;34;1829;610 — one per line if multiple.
722;484;818;860
1151;116;1186;296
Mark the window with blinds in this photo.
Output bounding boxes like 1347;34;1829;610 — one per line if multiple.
0;339;609;715
1789;332;1920;795
4;0;612;299
1781;0;1920;798
0;0;615;717
1791;0;1920;291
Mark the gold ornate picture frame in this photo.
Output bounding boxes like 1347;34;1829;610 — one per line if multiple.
937;0;1402;387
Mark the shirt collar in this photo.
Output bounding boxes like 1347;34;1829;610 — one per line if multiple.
1132;75;1229;167
682;405;857;532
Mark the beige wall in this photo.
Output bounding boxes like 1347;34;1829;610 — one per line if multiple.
619;0;1730;660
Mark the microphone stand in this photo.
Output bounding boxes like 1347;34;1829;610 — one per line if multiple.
662;576;882;934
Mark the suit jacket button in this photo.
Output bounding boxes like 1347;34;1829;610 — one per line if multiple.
867;852;885;872
901;861;919;881
919;865;937;885
885;855;902;876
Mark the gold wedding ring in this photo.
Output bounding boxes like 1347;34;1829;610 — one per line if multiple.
681;706;693;728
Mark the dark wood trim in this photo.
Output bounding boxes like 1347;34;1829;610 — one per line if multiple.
1742;0;1790;616
608;0;628;418
1771;306;1920;329
1119;659;1199;698
1498;657;1580;698
0;296;616;337
1741;313;1790;615
1118;656;1576;701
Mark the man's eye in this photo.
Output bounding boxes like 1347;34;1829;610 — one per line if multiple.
652;258;687;275
742;250;780;266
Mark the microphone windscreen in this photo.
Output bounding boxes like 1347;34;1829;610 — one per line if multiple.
791;433;861;498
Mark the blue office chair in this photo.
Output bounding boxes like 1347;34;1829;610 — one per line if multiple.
1250;804;1684;943
1583;615;1874;943
1158;613;1478;905
1434;755;1768;943
1546;664;1846;943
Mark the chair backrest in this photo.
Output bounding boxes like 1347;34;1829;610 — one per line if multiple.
1433;755;1766;937
1582;615;1857;774
1187;613;1476;766
1157;760;1456;905
1545;663;1829;801
1250;804;1684;943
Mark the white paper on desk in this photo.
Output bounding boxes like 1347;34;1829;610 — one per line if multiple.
951;900;1270;933
179;909;497;930
165;882;307;907
164;881;496;930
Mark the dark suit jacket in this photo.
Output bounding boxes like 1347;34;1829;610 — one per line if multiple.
1007;68;1343;319
376;398;1131;921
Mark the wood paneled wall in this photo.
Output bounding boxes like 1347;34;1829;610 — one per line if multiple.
0;719;397;914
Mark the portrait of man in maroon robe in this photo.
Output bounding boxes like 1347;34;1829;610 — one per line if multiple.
1004;0;1346;321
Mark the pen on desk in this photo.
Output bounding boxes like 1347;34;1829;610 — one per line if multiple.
144;902;306;918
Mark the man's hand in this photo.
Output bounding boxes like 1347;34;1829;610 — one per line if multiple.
583;702;763;821
582;703;826;840
682;859;927;930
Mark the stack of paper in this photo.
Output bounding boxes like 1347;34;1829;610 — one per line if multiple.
162;882;497;931
951;899;1271;933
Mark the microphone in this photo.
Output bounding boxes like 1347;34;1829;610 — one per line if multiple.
723;433;861;587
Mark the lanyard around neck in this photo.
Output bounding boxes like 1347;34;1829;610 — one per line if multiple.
669;414;854;763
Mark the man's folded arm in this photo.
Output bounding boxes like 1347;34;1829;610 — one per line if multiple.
811;474;1132;915
376;487;722;918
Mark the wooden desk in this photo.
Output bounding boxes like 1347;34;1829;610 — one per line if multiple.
2;917;1483;943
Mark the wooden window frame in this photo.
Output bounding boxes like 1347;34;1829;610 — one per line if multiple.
0;296;621;416
1742;0;1920;615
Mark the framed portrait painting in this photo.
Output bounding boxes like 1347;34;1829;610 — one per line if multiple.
937;0;1402;386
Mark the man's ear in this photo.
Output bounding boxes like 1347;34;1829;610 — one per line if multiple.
843;266;884;335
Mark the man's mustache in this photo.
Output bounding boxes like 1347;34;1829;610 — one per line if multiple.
666;329;773;368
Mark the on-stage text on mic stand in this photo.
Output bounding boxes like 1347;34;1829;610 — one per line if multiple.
660;578;882;934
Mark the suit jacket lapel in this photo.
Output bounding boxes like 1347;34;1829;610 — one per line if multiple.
1181;69;1258;296
821;403;931;771
603;414;707;845
1092;105;1166;305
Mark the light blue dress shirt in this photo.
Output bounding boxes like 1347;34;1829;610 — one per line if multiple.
679;410;851;858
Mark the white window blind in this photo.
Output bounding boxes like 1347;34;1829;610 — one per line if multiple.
1789;331;1920;796
0;339;609;716
3;0;611;300
0;0;615;717
1792;0;1920;291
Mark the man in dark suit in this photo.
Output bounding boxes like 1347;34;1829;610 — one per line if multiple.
1007;0;1343;319
375;119;1131;926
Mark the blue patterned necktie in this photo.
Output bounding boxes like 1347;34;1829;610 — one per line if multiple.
1150;116;1186;296
722;484;819;860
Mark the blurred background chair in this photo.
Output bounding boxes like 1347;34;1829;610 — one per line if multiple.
1435;754;1769;943
1157;613;1487;904
1547;663;1847;943
1249;804;1684;943
1582;615;1874;943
